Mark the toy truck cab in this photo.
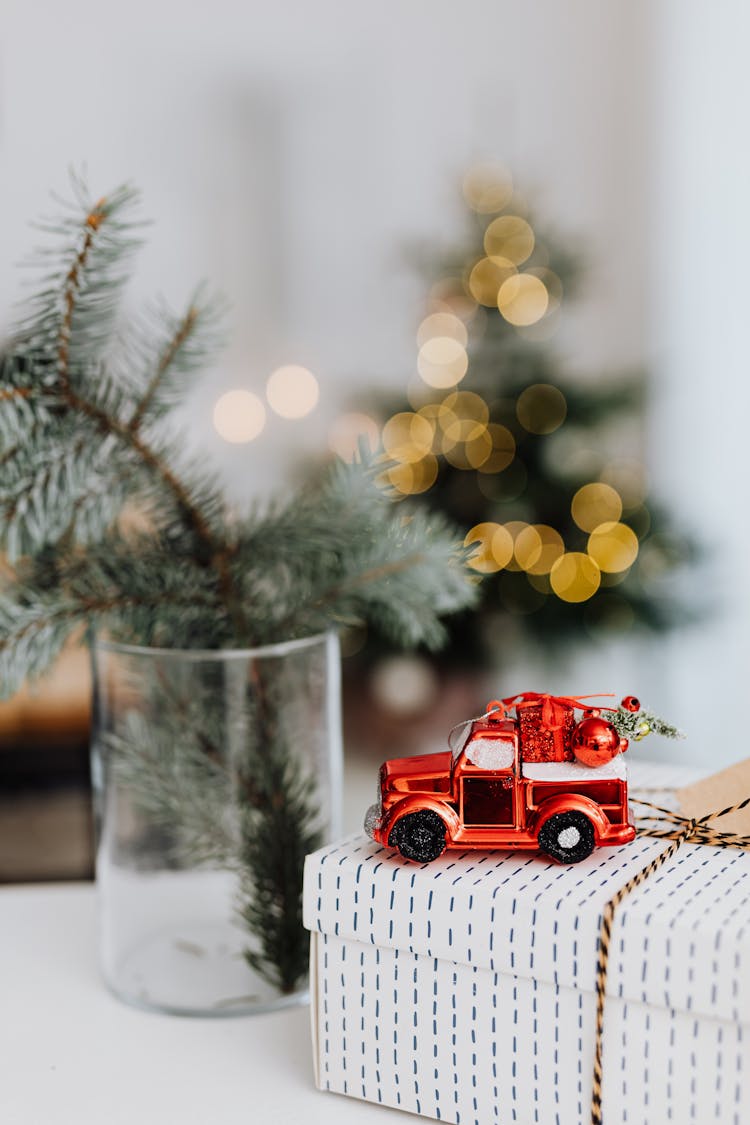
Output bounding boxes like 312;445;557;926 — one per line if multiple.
365;694;637;864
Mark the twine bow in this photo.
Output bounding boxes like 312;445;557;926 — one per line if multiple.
590;794;750;1125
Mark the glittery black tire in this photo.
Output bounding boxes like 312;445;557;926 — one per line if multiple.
538;810;596;864
388;809;447;863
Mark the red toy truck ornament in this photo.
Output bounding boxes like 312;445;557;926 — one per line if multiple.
365;692;641;864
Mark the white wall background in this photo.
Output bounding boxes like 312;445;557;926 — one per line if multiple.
1;0;747;763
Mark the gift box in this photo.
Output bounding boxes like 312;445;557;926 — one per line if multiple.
303;778;750;1125
517;698;576;762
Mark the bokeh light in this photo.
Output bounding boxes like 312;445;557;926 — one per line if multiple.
417;336;469;389
379;455;439;497
587;521;639;573
462;162;514;214
484;216;535;265
444;425;492;470
417;312;468;348
266;365;319;419
328;412;380;463
571;482;623;532
465;522;514;573
382;412;434;463
516;524;565;574
550;552;601;602
502;520;531;572
513;524;542;571
516;384;567;434
212;390;266;444
476;423;516;474
468;256;517;307
498;274;549;326
438;391;491;460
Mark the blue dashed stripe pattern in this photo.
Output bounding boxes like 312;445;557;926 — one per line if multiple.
311;931;749;1124
303;832;750;1023
303;832;750;1122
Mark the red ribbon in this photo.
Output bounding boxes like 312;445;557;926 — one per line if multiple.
487;692;617;731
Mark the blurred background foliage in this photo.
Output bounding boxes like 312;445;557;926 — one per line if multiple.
327;167;696;676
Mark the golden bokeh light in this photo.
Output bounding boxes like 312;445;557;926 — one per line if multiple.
516;523;565;574
417;312;468;348
266;365;319;419
464;522;514;574
444;425;492;470
502;520;530;572
476;423;516;474
468;256;517;307
550;552;601;603
462;163;514;214
571;482;623;532
439;391;490;451
416;400;450;430
587;521;639;573
212;390;266;444
380;455;439;496
513;524;543;571
328;412;380;463
442;390;490;424
382;412;434;463
484;216;535;265
417;337;469;389
498;274;549;326
516;383;567;435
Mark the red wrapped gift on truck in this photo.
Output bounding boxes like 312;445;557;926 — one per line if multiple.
365;692;643;865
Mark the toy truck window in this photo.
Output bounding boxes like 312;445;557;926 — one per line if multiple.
449;724;473;761
464;738;515;771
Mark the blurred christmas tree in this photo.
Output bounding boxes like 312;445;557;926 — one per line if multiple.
333;163;695;669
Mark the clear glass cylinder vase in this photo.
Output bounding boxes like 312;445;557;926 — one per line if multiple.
90;631;342;1017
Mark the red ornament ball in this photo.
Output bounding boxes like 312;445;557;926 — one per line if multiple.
572;716;622;767
621;696;641;713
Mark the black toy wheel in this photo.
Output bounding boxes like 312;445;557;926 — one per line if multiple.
538;810;596;864
388;809;447;863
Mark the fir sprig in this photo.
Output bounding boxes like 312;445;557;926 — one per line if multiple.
0;179;478;994
610;704;684;743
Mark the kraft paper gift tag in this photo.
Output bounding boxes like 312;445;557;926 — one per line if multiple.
677;757;750;837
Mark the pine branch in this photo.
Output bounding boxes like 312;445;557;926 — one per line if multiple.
129;303;199;431
56;196;107;388
610;704;684;742
1;177;481;1001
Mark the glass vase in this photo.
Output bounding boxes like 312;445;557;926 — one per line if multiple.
90;631;342;1017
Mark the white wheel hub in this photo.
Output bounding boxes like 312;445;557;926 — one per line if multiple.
558;825;581;849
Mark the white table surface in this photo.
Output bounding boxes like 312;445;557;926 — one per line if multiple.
0;759;700;1125
0;881;420;1125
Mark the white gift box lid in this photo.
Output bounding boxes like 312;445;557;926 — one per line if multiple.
304;829;750;1026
